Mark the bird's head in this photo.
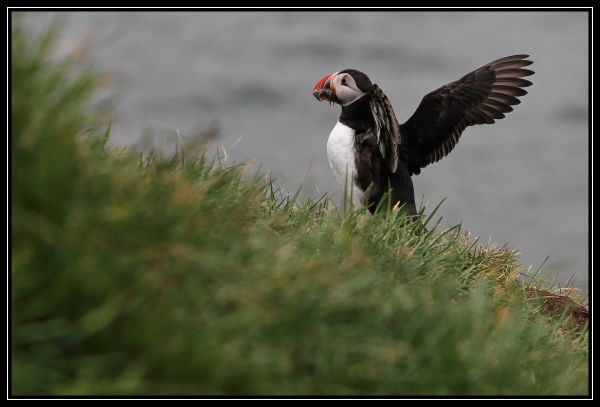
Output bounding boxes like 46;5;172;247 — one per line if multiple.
312;69;373;107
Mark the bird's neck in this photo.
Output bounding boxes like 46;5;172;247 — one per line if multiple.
339;95;373;134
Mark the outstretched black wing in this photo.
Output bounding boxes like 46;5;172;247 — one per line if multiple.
399;54;534;175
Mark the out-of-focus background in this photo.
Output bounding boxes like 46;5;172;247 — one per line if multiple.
20;11;588;289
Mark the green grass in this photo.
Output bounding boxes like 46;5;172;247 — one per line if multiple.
11;20;588;396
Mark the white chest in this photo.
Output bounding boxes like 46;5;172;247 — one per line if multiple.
326;122;363;206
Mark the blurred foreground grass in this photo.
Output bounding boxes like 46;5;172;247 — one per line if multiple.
11;20;588;396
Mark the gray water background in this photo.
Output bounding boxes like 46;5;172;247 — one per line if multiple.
19;11;589;290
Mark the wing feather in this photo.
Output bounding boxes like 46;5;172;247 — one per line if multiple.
369;84;401;173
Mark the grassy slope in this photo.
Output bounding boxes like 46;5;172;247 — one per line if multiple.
11;21;588;395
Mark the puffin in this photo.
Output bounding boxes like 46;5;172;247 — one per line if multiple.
312;54;534;215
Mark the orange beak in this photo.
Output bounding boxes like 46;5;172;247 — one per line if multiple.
312;73;337;103
313;73;333;93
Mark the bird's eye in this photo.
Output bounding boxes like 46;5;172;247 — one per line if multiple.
341;77;347;85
